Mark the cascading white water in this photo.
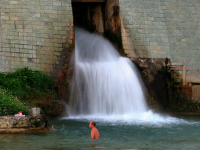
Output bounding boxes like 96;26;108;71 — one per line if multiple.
69;27;148;115
65;28;190;125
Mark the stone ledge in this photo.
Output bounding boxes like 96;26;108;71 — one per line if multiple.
0;115;51;134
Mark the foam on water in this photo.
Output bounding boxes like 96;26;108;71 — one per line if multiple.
62;110;195;126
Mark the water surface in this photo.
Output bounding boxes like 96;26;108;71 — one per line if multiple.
0;114;200;150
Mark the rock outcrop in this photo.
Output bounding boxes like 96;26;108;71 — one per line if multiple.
0;115;51;134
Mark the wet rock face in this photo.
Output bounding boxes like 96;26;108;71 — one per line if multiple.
132;58;170;83
0;115;49;129
132;58;171;111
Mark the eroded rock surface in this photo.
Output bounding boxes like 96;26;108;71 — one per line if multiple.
0;115;51;134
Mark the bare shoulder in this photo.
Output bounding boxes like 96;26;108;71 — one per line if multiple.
95;128;99;133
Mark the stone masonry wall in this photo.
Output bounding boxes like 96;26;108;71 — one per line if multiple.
119;0;200;67
0;0;73;80
1;0;200;76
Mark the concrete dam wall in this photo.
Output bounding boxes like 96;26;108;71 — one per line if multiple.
120;0;200;67
0;0;200;80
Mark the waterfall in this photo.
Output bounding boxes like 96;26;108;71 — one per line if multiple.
69;27;148;115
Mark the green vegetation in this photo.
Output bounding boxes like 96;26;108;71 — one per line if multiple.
0;67;57;100
0;88;29;116
0;67;59;116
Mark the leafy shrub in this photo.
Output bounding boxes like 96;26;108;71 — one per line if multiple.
0;67;57;100
0;88;29;116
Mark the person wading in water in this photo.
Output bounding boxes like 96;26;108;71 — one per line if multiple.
89;121;100;139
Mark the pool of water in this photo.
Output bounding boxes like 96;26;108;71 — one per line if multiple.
0;113;200;150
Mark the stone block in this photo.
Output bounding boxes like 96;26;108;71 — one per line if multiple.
10;40;19;44
45;2;52;6
9;32;19;36
24;54;33;58
24;29;32;33
44;10;53;14
54;52;61;56
48;6;58;10
45;43;54;47
54;43;62;47
20;40;28;45
28;50;36;54
1;1;9;4
53;2;61;6
19;33;28;36
62;2;70;7
11;48;20;52
24;45;33;49
20;49;28;53
28;33;36;37
37;42;45;46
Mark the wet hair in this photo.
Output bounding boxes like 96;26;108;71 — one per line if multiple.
91;121;96;126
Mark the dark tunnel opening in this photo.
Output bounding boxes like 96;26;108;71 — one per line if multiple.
72;0;124;55
72;2;105;34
